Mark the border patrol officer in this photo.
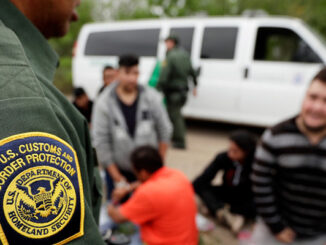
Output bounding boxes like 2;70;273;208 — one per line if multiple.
0;0;104;244
157;35;198;149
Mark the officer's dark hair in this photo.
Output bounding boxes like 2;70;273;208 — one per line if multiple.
312;67;326;84
118;54;139;68
130;146;163;174
73;87;86;98
103;65;114;73
229;130;257;161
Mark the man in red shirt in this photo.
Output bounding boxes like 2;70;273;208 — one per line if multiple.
108;146;198;245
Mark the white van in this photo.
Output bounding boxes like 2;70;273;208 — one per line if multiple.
73;16;326;127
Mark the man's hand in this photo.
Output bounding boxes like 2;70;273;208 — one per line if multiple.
107;204;115;216
112;187;130;203
192;88;197;97
107;204;128;223
275;227;296;243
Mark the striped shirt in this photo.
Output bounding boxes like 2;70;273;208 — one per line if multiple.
252;117;326;238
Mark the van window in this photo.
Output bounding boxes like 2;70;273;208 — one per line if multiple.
169;27;194;54
84;28;160;56
254;27;322;63
201;27;238;59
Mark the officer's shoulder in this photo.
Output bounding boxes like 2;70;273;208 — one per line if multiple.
0;21;43;99
0;21;28;67
170;47;188;58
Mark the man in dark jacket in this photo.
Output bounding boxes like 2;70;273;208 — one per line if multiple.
193;130;257;233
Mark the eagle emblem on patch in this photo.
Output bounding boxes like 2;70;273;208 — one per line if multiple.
16;174;66;220
0;133;84;245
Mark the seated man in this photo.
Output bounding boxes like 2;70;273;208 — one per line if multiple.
108;146;198;245
193;130;257;234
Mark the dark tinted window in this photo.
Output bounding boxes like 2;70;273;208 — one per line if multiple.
169;27;194;54
254;27;322;63
84;29;160;56
201;27;238;59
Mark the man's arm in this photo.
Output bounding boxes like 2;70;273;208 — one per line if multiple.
159;142;168;161
108;204;128;223
91;94;116;170
107;164;125;182
111;181;140;204
189;60;198;89
252;130;295;241
149;89;172;158
112;187;156;226
193;153;226;186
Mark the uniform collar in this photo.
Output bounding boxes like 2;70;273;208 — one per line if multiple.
0;0;59;83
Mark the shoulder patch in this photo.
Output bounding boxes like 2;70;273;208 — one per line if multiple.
0;132;84;245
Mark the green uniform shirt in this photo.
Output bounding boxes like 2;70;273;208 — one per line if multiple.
0;0;103;244
157;47;197;92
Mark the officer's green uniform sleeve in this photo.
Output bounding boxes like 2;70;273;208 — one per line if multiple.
189;60;198;87
0;19;104;244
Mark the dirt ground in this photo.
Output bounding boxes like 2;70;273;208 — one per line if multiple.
165;120;264;245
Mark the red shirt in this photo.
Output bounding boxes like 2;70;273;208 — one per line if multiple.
120;167;198;245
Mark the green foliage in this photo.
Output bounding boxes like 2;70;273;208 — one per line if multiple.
99;0;326;47
50;0;94;93
53;57;72;95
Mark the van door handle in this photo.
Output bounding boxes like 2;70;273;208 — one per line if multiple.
244;67;249;79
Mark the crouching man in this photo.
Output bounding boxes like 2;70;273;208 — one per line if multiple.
108;146;198;245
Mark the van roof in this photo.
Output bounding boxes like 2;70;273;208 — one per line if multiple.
82;16;302;31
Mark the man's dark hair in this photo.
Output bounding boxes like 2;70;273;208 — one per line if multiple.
73;87;86;98
119;54;139;68
230;130;257;161
130;146;163;174
313;67;326;83
103;65;114;73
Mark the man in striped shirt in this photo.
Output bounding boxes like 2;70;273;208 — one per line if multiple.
252;68;326;245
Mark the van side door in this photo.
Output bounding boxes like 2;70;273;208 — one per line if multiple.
183;20;245;123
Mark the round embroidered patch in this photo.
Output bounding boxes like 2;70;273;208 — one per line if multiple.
0;132;84;245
